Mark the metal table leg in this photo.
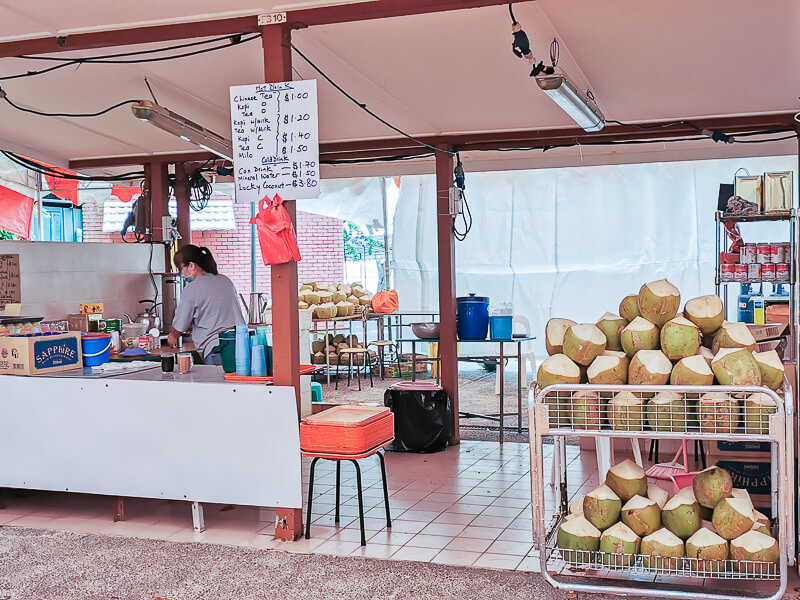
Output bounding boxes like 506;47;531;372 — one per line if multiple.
192;501;205;533
499;342;504;444
411;341;416;382
517;340;523;434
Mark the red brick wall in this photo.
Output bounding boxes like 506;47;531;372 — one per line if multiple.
82;200;344;298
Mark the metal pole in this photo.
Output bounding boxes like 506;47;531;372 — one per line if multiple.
381;177;390;290
250;201;257;294
35;172;42;240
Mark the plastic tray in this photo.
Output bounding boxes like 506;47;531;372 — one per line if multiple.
223;364;316;383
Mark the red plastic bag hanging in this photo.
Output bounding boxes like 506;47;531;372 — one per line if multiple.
372;290;399;314
249;194;302;265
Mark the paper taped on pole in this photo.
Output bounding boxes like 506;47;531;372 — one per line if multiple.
229;80;320;202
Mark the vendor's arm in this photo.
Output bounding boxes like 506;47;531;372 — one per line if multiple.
167;326;187;348
169;286;196;348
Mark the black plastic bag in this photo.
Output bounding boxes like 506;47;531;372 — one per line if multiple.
384;384;450;453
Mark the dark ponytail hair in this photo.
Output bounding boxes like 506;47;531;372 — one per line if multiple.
176;244;219;275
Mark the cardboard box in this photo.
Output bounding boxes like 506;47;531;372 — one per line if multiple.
80;303;104;315
714;459;772;508
0;332;83;375
708;440;771;459
747;323;788;342
68;313;103;332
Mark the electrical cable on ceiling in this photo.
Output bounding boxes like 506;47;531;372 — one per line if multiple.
1;150;144;181
0;87;139;118
452;154;472;242
290;44;455;156
321;153;435;165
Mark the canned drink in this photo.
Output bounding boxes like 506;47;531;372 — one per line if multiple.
104;318;122;333
776;263;790;282
770;244;785;264
721;264;735;282
747;263;761;281
734;264;748;281
138;335;150;350
742;244;756;264
762;263;776;281
757;243;771;264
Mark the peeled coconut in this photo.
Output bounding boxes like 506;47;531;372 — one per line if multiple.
571;391;601;430
587;354;627;385
346;294;360;305
313;303;337;320
557;516;601;563
730;530;779;574
698;392;740;434
570;498;584;516
537;354;581;426
298;300;310;310
712;497;755;540
331;291;346;304
311;339;327;354
692;466;734;509
638;279;681;327
359;295;373;306
562;323;607;366
754;510;771;528
670;355;714;386
628;350;672;385
619;294;641;322
605;459;647;501
660;316;701;361
685;527;729;572
711;348;761;386
312;351;326;364
684;295;725;335
753;350;785;391
648;485;670;510
712;322;757;354
696;346;715;367
303;291;321;305
545;318;576;355
662;493;702;540
596;313;626;352
620;317;660;358
646;391;687;432
583;484;622;531
599;521;640;567
621;495;661;537
743;392;777;435
640;528;685;570
609;391;644;431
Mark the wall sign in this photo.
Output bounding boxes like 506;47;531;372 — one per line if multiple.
230;80;320;203
0;253;21;309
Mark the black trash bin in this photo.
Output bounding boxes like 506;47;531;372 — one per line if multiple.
384;382;450;452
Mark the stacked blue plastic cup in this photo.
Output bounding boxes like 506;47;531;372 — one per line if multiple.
251;345;267;377
235;324;251;376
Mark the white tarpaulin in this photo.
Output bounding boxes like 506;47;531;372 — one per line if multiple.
393;155;797;359
298;177;384;227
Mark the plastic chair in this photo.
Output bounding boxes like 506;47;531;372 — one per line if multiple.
495;315;537;395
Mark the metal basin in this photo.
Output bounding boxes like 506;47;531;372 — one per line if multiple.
411;322;440;339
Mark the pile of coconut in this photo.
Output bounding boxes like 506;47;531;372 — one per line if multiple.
537;279;784;433
311;333;377;366
298;281;374;320
557;462;778;574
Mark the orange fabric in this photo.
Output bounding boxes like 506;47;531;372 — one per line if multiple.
372;290;399;314
0;185;34;238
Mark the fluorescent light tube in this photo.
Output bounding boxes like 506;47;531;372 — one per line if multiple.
536;74;605;132
132;100;233;161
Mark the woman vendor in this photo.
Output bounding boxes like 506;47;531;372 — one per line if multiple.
167;245;244;364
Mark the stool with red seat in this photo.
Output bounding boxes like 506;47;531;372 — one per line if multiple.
300;405;394;546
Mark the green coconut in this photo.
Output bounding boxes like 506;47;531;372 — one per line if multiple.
698;392;740;434
646;391;687;432
557;516;601;564
571;391;601;429
692;466;734;509
587;354;627;385
583;484;622;531
596;312;626;351
730;530;779;574
599;522;640;567
753;350;785;391
609;391;644;431
684;295;725;336
711;322;757;354
685;527;729;573
619;294;641;322
570;498;584;517
638;279;681;327
712;496;755;540
605;459;647;501
621;494;661;537
620;316;660;358
662;493;702;540
754;510;771;529
545;318;577;355
743;392;777;435
628;350;672;385
640;528;685;570
648;484;670;510
562;323;607;366
711;348;761;386
696;346;715;367
660;316;701;361
670;355;714;386
537;354;581;427
303;291;321;305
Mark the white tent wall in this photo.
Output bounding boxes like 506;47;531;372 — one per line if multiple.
392;155;797;360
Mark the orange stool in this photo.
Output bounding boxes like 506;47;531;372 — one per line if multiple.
300;406;394;546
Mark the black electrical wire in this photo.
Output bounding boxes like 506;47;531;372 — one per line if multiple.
508;3;518;25
453;190;473;242
607;118;701;131
291;44;455;156
1;150;144;181
0;92;138;118
321;153;435;165
731;134;796;144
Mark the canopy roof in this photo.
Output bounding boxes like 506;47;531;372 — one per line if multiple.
0;0;798;177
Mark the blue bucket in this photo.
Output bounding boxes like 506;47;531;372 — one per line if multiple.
81;333;112;367
456;294;489;340
489;316;513;340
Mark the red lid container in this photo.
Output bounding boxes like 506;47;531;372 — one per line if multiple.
300;405;394;456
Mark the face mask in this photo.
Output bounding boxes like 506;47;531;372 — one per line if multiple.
183;275;194;283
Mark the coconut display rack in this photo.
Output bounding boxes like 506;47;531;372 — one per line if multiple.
529;380;795;600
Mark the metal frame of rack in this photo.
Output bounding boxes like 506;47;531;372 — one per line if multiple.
529;381;795;600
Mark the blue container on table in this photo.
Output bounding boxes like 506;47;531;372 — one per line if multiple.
489;316;513;340
235;324;251;376
456;294;490;340
81;333;112;367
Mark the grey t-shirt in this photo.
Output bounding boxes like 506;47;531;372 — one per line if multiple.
172;273;245;358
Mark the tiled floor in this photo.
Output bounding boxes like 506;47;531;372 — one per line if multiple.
0;440;588;573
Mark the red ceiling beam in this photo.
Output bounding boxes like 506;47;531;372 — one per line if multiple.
69;151;214;170
0;0;518;59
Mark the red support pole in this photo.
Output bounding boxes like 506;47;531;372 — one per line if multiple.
436;148;460;445
263;22;304;542
174;163;191;248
